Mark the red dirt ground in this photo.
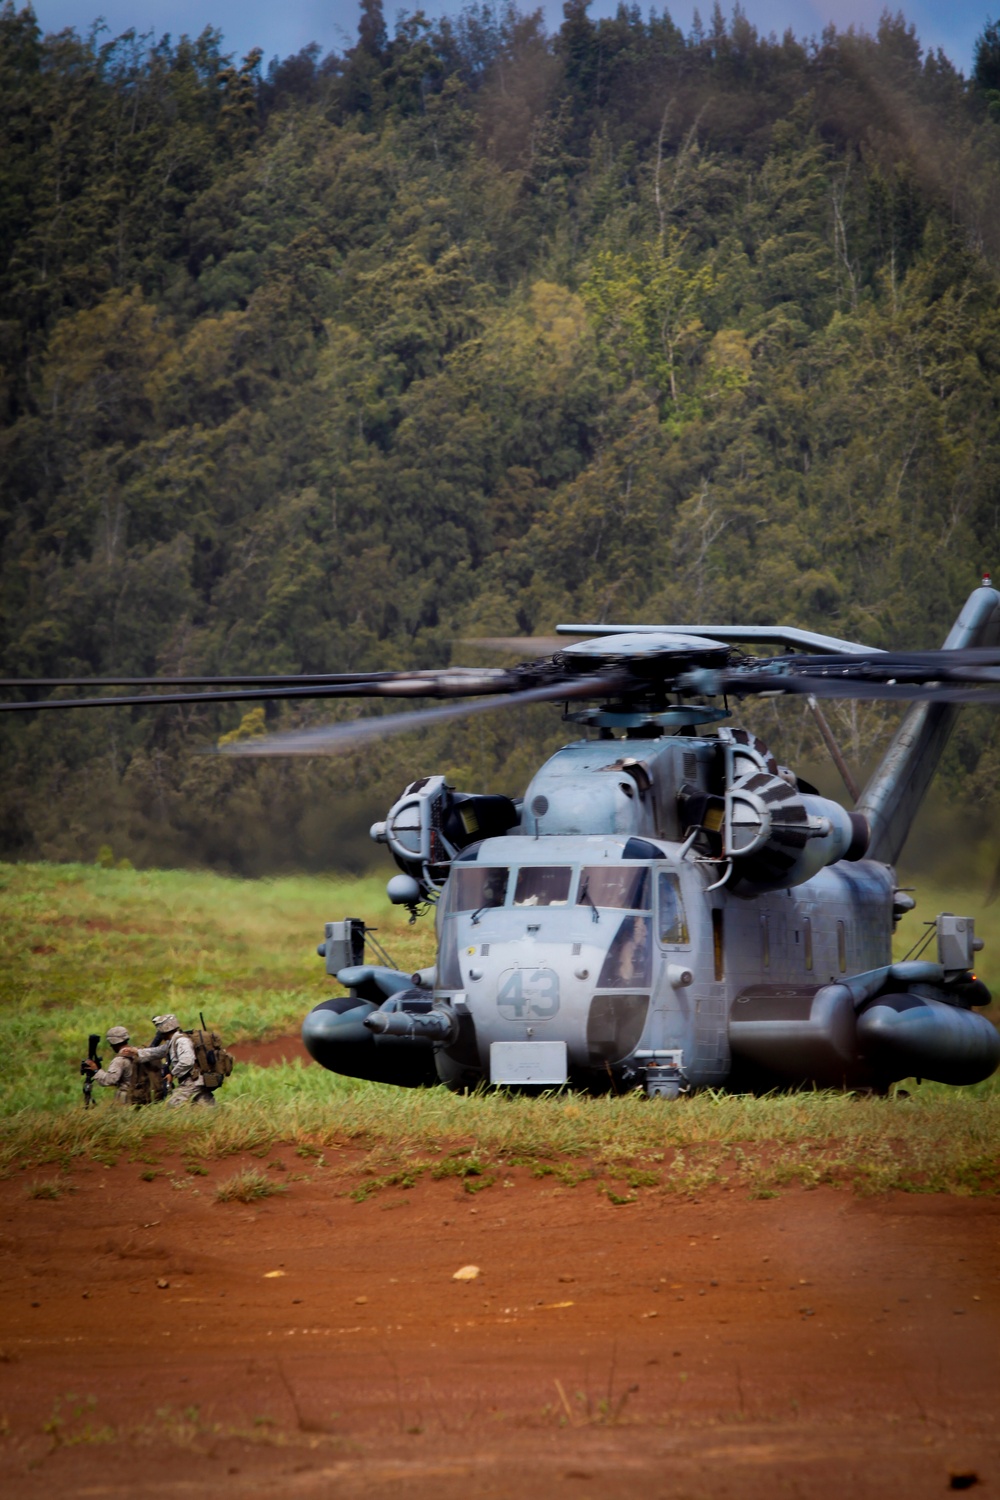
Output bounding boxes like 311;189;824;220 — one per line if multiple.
229;1034;313;1068
1;1146;997;1500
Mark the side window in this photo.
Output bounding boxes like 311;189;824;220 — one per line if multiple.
837;919;847;973
657;872;689;945
712;908;724;981
804;917;813;972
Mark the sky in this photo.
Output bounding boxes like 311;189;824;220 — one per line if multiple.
24;0;994;78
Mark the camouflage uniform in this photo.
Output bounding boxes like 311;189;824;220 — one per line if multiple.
135;1014;215;1108
91;1026;132;1105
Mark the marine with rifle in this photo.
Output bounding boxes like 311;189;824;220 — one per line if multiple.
81;1026;133;1105
121;1013;216;1108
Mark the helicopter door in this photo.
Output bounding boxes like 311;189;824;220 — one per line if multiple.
646;868;692;1062
654;868;728;1081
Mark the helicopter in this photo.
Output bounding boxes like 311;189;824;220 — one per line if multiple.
4;580;1000;1098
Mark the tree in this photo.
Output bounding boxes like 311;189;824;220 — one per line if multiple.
973;18;1000;92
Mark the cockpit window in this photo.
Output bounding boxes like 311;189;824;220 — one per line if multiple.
513;866;572;907
578;866;650;911
658;872;690;945
450;866;509;912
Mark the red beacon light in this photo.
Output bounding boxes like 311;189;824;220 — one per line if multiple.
983;571;993;587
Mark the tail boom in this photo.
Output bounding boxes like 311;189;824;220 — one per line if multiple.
856;586;1000;866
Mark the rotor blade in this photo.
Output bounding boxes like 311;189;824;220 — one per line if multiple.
712;671;1000;705
684;644;1000;701
0;669;521;714
744;646;1000;684
218;672;629;757
0;672;397;689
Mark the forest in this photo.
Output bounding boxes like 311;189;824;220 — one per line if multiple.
3;0;1000;873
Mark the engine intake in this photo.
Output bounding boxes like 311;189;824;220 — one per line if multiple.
679;730;870;893
724;772;868;890
372;776;519;902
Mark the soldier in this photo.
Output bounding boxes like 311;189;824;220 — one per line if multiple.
122;1014;215;1108
82;1026;133;1104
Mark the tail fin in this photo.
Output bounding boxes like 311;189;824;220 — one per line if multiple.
855;586;1000;866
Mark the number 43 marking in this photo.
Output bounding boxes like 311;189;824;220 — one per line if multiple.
497;968;560;1019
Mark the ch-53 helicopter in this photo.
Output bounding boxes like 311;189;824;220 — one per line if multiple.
5;580;1000;1098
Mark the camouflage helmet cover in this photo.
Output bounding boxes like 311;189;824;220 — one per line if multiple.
106;1025;129;1045
152;1013;181;1033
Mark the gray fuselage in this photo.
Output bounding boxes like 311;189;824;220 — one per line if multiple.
433;829;895;1088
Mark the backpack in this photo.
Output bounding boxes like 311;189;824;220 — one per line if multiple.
127;1058;169;1107
185;1028;235;1090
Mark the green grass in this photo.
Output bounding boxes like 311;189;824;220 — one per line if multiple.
24;1177;67;1200
214;1166;288;1203
1;1078;998;1196
1;861;999;1198
0;860;433;1114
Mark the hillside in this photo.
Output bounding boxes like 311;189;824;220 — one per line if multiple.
3;1;1000;871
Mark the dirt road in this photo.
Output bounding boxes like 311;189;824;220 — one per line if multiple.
1;1144;997;1498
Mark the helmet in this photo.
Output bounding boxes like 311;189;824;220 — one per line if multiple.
106;1026;129;1046
152;1013;180;1034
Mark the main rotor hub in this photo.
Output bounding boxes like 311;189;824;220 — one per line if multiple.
561;631;731;669
566;706;730;730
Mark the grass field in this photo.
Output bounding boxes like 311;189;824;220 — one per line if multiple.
0;860;433;1113
1;861;998;1199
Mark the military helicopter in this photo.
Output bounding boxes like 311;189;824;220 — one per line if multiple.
5;581;1000;1098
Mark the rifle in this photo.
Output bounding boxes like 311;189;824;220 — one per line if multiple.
80;1033;101;1108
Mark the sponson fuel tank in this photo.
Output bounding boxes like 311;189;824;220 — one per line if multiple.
729;960;1000;1089
302;967;438;1087
856;992;1000;1087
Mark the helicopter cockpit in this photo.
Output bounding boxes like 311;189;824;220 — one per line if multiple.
438;846;690;928
425;835;701;1088
444;861;662;913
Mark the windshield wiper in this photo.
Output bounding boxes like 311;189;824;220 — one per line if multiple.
579;879;600;923
470;904;489;925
